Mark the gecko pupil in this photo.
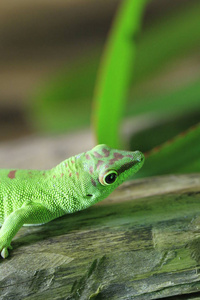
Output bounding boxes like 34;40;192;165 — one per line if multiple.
105;173;117;184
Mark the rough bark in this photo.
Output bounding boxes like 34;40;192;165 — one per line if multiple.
1;174;200;299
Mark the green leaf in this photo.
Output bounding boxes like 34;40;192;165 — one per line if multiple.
135;123;200;178
93;0;147;149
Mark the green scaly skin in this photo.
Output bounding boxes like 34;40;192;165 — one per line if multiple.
0;144;144;258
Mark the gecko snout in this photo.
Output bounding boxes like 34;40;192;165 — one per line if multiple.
133;151;145;163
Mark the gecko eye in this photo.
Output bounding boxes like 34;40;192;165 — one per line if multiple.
99;170;118;186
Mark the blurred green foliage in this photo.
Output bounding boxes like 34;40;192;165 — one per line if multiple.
136;123;200;178
133;1;200;82
93;0;147;148
31;54;101;132
31;0;200;177
94;0;200;148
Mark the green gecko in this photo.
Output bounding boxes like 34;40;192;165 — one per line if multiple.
0;144;144;258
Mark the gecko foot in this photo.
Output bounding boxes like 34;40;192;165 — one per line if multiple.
0;245;13;259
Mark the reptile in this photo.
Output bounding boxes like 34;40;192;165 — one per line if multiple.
0;144;144;258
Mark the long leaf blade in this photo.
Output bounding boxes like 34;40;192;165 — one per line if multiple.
93;0;147;148
135;123;200;178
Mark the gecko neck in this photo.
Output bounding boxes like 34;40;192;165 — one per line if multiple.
45;156;85;214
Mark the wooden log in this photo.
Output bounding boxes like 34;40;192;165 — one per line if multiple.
1;174;200;299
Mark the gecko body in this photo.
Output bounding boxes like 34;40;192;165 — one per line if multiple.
0;144;144;258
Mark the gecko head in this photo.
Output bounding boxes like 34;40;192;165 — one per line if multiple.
80;144;144;208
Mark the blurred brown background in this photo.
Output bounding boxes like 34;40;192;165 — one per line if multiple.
0;0;198;141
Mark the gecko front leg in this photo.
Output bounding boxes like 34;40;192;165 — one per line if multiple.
0;203;56;258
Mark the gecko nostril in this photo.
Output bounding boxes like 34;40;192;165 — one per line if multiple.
135;152;144;162
86;194;93;197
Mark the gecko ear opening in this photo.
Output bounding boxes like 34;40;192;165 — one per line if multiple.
99;170;118;186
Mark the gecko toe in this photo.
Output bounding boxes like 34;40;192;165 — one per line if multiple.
1;247;9;259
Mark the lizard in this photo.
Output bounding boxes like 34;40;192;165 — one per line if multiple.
0;144;144;258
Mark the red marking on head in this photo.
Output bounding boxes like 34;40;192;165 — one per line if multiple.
93;151;103;158
8;170;16;179
71;160;75;164
91;178;97;187
126;155;133;158
97;160;104;169
65;163;68;167
61;173;64;178
102;148;110;157
76;172;79;179
53;175;56;179
89;166;94;174
69;173;72;177
114;153;124;159
109;153;124;165
85;154;90;160
42;172;45;176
